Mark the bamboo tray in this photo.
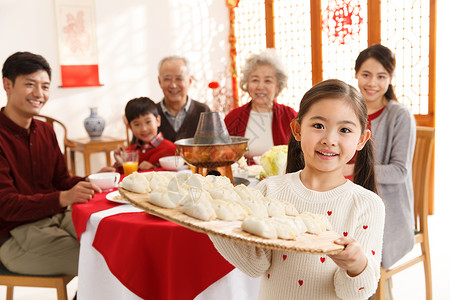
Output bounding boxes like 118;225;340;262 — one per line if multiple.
119;186;344;255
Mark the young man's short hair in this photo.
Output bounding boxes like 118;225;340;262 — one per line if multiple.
2;51;52;83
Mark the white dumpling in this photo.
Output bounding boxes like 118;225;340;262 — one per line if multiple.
205;175;232;188
269;216;301;240
288;216;307;234
242;216;277;239
181;190;216;221
145;172;170;191
167;177;187;195
210;199;248;221
182;201;216;221
264;198;286;217
315;214;333;230
147;191;177;208
298;212;326;234
283;202;299;216
184;173;204;189
233;184;251;201
121;172;150;194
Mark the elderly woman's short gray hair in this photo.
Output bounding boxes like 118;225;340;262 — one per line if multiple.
239;49;288;97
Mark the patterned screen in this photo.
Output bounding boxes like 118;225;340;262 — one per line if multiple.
321;0;368;88
232;0;431;116
381;0;430;115
273;1;312;110
234;0;267;105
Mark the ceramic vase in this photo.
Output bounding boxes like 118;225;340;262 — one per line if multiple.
84;107;105;140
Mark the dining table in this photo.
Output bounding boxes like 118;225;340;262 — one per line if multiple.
72;170;261;299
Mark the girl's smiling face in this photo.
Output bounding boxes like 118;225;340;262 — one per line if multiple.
292;98;370;176
129;113;161;143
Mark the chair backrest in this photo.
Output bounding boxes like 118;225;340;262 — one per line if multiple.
123;114;133;146
34;115;75;156
412;126;435;232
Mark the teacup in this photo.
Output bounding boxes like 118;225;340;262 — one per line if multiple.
88;172;120;192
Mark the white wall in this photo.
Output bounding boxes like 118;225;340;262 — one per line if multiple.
0;0;230;174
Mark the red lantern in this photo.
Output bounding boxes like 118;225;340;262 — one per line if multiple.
208;81;220;89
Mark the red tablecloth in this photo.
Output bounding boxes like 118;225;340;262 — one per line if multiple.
72;184;235;300
72;190;122;239
93;212;234;300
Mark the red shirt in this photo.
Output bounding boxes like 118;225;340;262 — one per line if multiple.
115;133;177;173
224;101;297;145
0;109;83;237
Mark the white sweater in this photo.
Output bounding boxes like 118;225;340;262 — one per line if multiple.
210;171;385;300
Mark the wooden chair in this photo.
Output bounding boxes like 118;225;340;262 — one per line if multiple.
123;114;133;146
0;261;74;300
376;126;434;300
35;115;76;175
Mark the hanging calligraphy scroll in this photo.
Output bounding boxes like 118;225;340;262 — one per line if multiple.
54;0;101;87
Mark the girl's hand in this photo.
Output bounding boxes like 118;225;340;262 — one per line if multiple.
139;160;155;170
328;237;368;277
113;145;125;166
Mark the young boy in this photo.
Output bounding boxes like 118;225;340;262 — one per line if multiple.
114;97;177;172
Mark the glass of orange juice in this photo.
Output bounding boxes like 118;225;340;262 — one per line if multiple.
122;150;139;176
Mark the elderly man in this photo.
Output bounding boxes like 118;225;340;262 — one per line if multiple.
157;56;211;142
0;51;110;277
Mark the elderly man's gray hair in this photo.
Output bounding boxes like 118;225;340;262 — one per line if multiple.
158;55;191;76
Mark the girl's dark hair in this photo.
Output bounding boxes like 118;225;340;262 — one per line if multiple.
286;79;378;194
355;44;397;101
125;97;159;144
2;51;52;83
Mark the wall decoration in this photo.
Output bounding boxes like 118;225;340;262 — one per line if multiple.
323;0;363;45
54;0;101;87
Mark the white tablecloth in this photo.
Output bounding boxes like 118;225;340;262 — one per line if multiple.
77;204;260;299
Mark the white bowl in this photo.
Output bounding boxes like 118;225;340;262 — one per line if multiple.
88;172;120;192
159;156;187;171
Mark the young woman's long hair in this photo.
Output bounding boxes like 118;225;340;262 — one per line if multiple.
286;79;378;194
355;44;397;101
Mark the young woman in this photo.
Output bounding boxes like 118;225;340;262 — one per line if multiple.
354;44;416;270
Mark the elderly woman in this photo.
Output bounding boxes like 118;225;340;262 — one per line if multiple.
224;49;297;159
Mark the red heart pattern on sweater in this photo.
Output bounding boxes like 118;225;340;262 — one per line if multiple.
267;273;270;279
363;225;368;229
343;232;348;237
320;257;325;263
283;254;287;261
371;250;375;255
327;211;332;216
359;287;365;290
298;280;303;286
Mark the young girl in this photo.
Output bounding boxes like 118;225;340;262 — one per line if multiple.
113;97;177;173
210;79;385;299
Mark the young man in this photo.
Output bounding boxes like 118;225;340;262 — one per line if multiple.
157;55;211;142
0;51;108;276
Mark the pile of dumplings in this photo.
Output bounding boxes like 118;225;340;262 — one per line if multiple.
121;172;332;240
